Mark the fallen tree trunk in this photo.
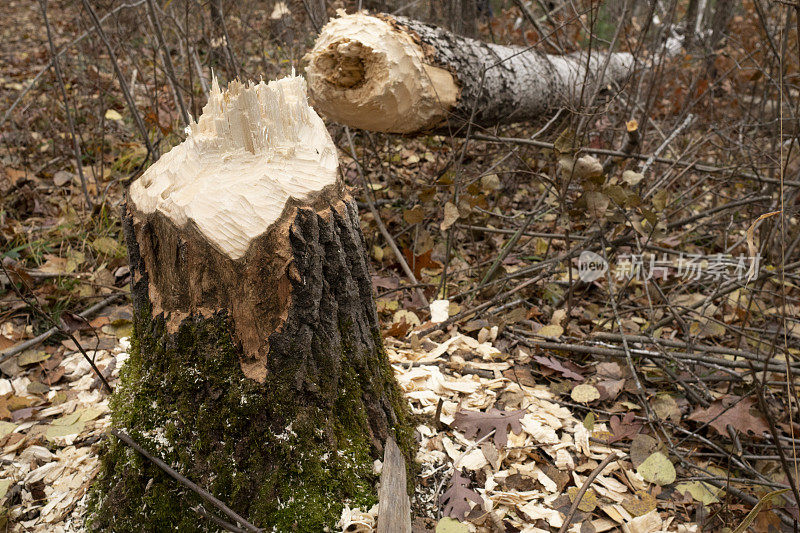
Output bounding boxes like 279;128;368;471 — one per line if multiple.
89;75;414;531
304;12;636;134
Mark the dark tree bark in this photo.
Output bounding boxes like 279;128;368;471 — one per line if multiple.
708;0;735;50
88;76;414;532
683;0;700;49
305;12;636;134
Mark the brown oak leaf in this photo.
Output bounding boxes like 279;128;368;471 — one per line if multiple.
609;411;642;443
688;396;769;438
401;248;441;279
452;407;525;449
440;469;483;519
533;355;584;381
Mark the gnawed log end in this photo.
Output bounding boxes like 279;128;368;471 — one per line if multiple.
304;12;459;133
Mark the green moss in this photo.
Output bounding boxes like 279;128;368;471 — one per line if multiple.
87;307;411;532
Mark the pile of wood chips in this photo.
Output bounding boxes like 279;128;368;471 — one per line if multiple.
0;339;127;532
340;329;698;533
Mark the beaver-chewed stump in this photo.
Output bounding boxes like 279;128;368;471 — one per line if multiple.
88;75;415;531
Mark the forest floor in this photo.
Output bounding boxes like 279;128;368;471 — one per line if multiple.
1;0;799;532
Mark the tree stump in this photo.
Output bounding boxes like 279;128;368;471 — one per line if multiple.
89;75;414;531
304;12;636;134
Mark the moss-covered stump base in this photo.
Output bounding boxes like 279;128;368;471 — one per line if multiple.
89;310;402;531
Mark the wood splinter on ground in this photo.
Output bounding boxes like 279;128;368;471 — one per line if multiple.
304;11;636;134
88;74;414;531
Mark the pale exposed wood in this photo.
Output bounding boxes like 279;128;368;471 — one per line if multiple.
304;12;459;134
129;75;337;260
377;436;411;533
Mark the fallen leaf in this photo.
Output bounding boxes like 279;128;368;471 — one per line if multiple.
650;394;681;422
92;236;123;256
385;319;412;338
537;324;564;338
45;421;84;442
745;211;780;281
675;480;720;505
636;452;675;486
0;397;10;421
401;248;441;279
435;517;470;533
567;487;598;512
441;202;460;231
623;170;644;186
571;384;600;403
452;407;524;449
622;509;662;533
38;254;68;275
440;470;483;519
18;349;49;366
609;412;642;443
573;155;603;181
52;170;75;186
688;396;769;438
622;490;658;517
533;355;584;381
481;174;500;191
104;109;123;120
583;411;595;431
0;420;16;440
0;479;11;500
404;205;424;225
630;434;660;468
585;190;610;219
596;378;624;400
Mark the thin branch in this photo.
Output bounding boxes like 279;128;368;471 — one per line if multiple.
79;0;155;157
111;429;262;533
0;0;146;130
470;133;800;187
557;453;617;533
344;127;429;307
0;292;122;364
146;0;191;126
0;262;113;394
39;0;94;211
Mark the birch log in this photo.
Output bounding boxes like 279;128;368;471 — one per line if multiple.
304;12;636;134
89;75;414;531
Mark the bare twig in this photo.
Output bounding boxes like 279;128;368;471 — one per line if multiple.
192;506;248;533
145;0;191;126
344;127;429;307
557;453;617;533
0;262;113;394
79;0;155;157
39;0;94;210
0;0;146;130
470;133;800;187
0;292;123;364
